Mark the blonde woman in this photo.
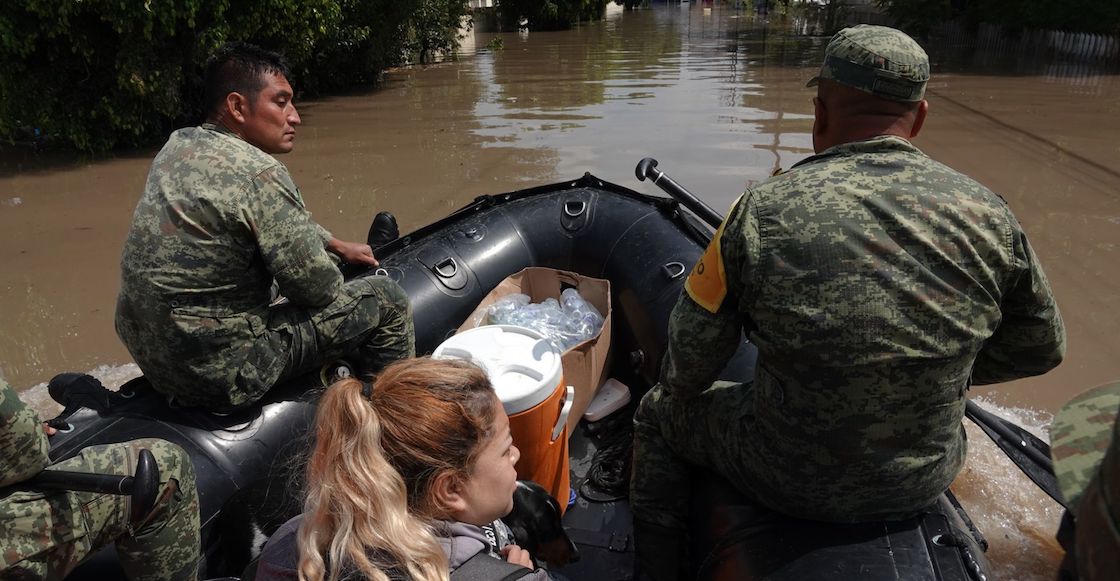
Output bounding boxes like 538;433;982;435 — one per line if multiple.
256;357;550;580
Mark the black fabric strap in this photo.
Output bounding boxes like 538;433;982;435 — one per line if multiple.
566;527;632;553
450;550;533;581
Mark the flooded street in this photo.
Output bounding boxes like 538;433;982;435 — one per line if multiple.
1;4;1117;578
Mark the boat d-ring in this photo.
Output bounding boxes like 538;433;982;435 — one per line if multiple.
48;419;74;434
374;267;389;277
564;200;587;218
435;257;459;278
662;261;686;280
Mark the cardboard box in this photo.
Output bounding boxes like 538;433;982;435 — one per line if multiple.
459;267;611;436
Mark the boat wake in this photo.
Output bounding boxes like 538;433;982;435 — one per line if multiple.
953;398;1064;581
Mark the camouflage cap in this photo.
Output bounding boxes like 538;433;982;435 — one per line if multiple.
807;24;930;102
1050;381;1120;508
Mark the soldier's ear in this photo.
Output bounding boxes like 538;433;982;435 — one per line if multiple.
909;100;928;139
810;97;828;134
812;96;828;150
224;92;249;125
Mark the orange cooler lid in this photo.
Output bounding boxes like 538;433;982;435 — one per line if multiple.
433;325;563;415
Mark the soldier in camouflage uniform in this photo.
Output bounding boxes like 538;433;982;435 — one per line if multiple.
0;377;200;579
1050;381;1120;581
115;42;414;412
630;25;1066;578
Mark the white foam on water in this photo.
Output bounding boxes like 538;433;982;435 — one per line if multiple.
952;398;1065;580
18;363;142;420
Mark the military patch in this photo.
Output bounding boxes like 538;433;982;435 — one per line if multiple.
685;219;728;313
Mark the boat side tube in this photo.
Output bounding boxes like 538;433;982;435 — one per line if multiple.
689;471;990;581
376;176;756;388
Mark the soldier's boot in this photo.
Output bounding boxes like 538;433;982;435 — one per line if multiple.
367;211;400;248
633;518;687;581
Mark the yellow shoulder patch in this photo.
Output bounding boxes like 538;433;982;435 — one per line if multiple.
685;220;728;313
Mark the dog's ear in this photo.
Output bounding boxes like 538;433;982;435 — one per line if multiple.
504;483;537;547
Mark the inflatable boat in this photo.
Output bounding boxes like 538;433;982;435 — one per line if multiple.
45;168;993;580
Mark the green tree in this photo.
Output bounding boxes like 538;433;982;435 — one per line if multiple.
406;0;471;63
496;0;610;31
876;0;1120;35
873;0;951;37
0;0;469;152
0;0;216;151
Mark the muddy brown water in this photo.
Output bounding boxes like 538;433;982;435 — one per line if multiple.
2;4;1117;578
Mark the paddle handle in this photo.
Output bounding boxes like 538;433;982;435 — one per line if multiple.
26;448;161;522
29;470;135;494
636;158;724;229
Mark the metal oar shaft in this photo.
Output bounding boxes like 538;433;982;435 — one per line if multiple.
635;157;724;229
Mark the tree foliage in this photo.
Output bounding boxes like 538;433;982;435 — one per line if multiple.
876;0;1120;36
496;0;610;31
0;0;470;152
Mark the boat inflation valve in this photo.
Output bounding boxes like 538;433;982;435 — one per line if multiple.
629;349;645;370
320;359;355;387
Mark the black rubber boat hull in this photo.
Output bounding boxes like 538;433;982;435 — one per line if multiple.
46;174;988;580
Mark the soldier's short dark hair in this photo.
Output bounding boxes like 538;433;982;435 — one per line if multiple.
202;42;292;116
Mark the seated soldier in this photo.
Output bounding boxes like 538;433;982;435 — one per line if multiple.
629;25;1065;580
0;376;200;580
1050;380;1120;581
115;41;413;413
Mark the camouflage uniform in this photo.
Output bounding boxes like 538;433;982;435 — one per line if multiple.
116;123;415;412
631;25;1065;537
1050;381;1120;581
1;378;201;580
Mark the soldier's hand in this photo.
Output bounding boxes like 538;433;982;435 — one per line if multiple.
327;238;379;267
42;422;57;436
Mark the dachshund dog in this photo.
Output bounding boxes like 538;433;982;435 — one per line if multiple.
501;480;580;567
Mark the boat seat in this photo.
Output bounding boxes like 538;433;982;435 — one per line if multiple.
688;469;988;581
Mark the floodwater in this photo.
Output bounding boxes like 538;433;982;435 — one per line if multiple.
1;3;1118;578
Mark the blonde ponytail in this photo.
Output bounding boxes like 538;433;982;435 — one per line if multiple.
296;377;448;581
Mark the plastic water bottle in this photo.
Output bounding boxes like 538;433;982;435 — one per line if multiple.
486;289;604;352
487;294;530;325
